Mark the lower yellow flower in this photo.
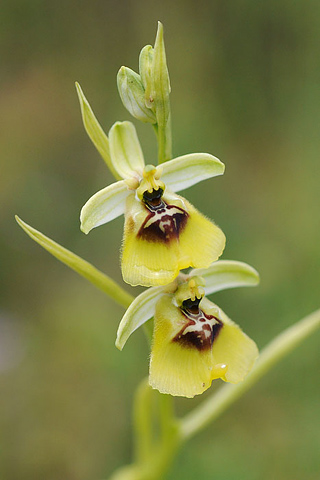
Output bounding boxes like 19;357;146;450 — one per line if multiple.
116;262;260;398
122;188;225;286
150;289;258;398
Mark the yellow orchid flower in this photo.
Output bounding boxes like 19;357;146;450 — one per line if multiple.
76;85;226;287
116;260;260;398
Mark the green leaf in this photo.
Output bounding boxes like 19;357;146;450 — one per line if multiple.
109;121;145;179
161;153;225;192
75;82;121;180
15;216;133;308
116;286;164;350
80;179;129;234
190;260;260;296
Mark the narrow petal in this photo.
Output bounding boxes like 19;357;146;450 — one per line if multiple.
116;286;164;350
109;121;145;179
161;153;225;192
121;190;225;287
190;260;260;295
149;295;215;398
75;83;121;180
80;180;129;234
200;298;259;384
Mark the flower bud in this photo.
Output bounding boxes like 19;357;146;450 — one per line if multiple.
117;66;156;124
139;45;154;107
150;22;171;127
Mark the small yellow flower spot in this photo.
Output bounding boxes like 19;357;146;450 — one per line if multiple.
211;363;228;381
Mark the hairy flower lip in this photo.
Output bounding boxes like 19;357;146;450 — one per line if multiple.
146;272;259;398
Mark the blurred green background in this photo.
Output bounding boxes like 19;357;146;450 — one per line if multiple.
1;1;319;479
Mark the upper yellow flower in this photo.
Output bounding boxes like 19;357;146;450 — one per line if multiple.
116;260;260;397
76;85;226;287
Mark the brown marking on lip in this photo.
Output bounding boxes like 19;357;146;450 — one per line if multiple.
173;308;223;351
137;201;188;244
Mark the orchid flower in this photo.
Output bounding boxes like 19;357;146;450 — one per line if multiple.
77;85;226;287
116;260;260;398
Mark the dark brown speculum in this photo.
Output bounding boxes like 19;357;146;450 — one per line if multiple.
138;189;189;243
182;297;201;314
143;188;164;208
173;300;223;351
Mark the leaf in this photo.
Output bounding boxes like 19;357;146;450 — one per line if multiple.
15;216;133;308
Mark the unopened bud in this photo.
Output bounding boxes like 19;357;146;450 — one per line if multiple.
150;22;171;127
139;45;154;108
117;66;156;124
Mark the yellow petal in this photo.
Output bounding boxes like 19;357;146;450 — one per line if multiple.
121;190;226;287
177;195;226;269
149;295;215;398
149;295;259;397
200;298;259;383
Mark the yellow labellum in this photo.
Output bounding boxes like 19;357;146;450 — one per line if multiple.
121;190;226;287
149;295;258;398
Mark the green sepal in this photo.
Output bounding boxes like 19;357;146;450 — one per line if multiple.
190;260;260;296
15;216;133;308
80;180;129;234
109;121;145;179
161;153;225;192
75;82;121;180
116;286;165;350
117;66;156;124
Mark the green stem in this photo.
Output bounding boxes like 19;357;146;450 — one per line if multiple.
157;111;172;163
159;393;175;442
180;308;320;440
133;378;155;464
